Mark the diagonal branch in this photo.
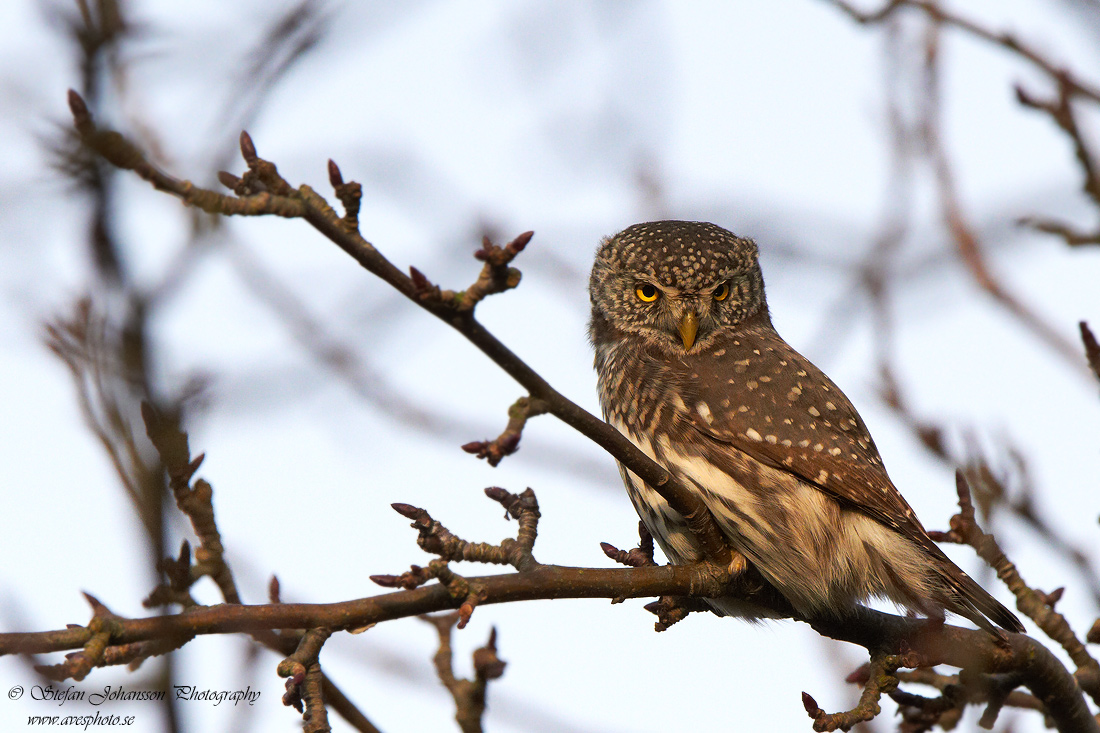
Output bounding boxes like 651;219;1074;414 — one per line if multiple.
826;0;1099;369
915;22;1089;374
1082;321;1100;386
462;396;549;466
827;0;1100;103
65;90;735;569
931;473;1100;707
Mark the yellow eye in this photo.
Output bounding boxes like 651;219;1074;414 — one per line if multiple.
713;282;731;301
635;283;659;302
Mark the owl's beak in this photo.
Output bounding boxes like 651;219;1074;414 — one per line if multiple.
678;311;698;349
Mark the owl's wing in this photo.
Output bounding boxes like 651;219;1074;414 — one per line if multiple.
678;327;1025;634
680;325;928;540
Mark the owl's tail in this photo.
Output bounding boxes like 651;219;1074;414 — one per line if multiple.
939;562;1025;634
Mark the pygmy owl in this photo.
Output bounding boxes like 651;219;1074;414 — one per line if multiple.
588;220;1023;633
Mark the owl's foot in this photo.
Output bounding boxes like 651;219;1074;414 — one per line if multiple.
727;549;749;576
688;555;748;598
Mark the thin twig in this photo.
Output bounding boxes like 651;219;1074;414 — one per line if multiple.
421;614;505;733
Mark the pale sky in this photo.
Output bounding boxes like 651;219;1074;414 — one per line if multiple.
1;2;1098;732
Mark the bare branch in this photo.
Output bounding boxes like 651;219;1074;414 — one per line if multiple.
826;0;1100;102
278;627;333;733
601;522;657;569
55;84;1100;733
422;613;505;733
141;402;240;604
826;0;1098;373
63;94;736;568
932;473;1100;707
803;650;907;731
462;396;549;466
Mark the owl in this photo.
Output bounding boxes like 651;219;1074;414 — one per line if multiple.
588;220;1023;633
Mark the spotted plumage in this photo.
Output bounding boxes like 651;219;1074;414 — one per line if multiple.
589;220;1023;633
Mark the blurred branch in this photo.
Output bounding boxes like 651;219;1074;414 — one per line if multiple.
807;10;1100;633
278;627;334;733
421;614;505;733
917;22;1089;374
804;18;915;366
209;1;330;178
826;0;1099;375
880;357;1100;616
60;0;131;283
137;401;381;732
827;0;1100;102
989;448;1100;608
1014;79;1100;245
223;237;612;484
43;300;163;540
1082;321;1100;385
931;472;1100;707
223;238;465;434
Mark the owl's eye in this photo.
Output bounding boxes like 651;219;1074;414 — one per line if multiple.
635;283;659;302
713;282;731;301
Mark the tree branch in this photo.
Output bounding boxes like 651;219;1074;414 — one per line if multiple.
55;87;1100;733
5;573;1094;731
65;90;735;569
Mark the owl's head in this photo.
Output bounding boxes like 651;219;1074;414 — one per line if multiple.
589;220;768;354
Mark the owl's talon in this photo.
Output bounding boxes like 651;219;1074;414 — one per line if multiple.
727;551;748;577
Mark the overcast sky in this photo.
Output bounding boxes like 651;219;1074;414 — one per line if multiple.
2;2;1099;732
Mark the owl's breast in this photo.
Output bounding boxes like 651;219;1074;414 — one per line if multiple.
593;337;699;439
